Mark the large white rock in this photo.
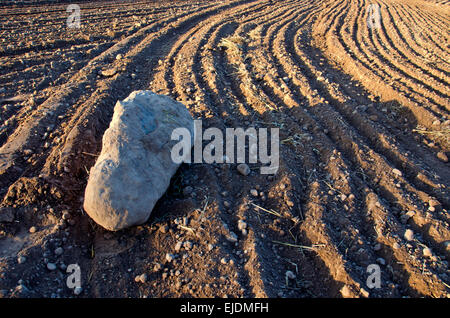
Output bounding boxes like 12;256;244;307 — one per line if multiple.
83;91;194;231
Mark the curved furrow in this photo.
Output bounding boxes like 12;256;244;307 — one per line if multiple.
0;0;252;198
188;1;368;296
389;3;450;69
380;3;450;85
319;0;444;130
395;2;450;58
293;14;450;208
151;0;303;297
243;2;373;295
341;0;447;117
405;1;450;41
250;6;450;294
266;7;449;296
292;28;450;254
353;0;449;116
367;2;450;112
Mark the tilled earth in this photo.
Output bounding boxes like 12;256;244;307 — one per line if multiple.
0;0;449;298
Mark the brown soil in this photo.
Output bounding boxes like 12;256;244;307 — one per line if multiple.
0;0;449;298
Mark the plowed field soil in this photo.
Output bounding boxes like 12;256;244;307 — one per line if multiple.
0;0;449;298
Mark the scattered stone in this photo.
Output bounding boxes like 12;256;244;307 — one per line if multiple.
183;241;193;250
445;241;450;252
47;263;57;271
83;91;195;231
376;258;386;265
135;273;148;283
54;247;64;256
423;247;433;258
100;68;117;77
207;243;214;251
360;288;370;298
250;189;259;197
238;220;247;231
393;242;400;249
340;285;353;298
153;263;162;272
226;231;238;243
159;224;169;234
369;115;378;121
12;284;31;297
220;257;227;265
116;54;123;60
62;211;71;220
29;226;37;233
165;253;176;263
400;212;414;224
373;243;381;251
73;287;83;295
175;241;183;252
404;229;414;241
17;256;26;264
237;163;250;176
392;168;402;177
428;199;441;212
223;201;231;208
436;151;448;163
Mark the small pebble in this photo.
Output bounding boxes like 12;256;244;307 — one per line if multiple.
166;253;175;262
436;151;448;163
159;225;169;234
47;263;57;271
29;226;37;233
404;229;414;241
183;241;193;250
237;163;250;176
74;287;83;295
423;247;433;258
135;273;148;283
175;241;183;252
238;220;247;231
250;189;258;197
392;168;402;177
54;247;64;256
